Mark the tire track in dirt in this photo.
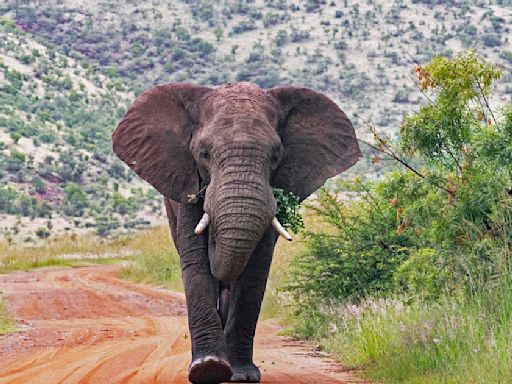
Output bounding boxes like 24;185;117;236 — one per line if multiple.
0;265;367;384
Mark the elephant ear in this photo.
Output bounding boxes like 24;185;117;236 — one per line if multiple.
112;83;211;204
267;86;361;201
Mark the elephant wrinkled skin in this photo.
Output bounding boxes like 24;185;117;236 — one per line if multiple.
112;82;360;384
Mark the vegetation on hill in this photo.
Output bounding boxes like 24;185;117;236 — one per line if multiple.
285;53;512;383
5;0;512;120
0;19;163;241
1;0;511;241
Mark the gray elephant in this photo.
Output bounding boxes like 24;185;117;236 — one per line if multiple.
112;82;360;384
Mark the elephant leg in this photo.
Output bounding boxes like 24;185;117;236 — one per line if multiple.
174;203;232;384
224;229;278;383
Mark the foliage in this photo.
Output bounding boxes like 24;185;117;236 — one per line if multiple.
95;216;120;237
64;183;87;213
286;53;512;382
272;188;304;234
2;1;512;239
307;278;512;384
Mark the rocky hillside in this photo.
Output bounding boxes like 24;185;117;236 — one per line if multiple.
0;0;511;241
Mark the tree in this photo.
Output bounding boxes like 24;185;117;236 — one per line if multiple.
213;28;223;42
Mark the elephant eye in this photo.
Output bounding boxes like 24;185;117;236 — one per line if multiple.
200;148;209;160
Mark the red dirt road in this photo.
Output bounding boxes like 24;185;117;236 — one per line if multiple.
0;266;366;384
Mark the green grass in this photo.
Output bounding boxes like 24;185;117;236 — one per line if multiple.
300;280;512;384
117;223;308;310
0;298;14;334
0;227;188;274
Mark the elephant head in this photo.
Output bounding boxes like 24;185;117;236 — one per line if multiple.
112;82;360;283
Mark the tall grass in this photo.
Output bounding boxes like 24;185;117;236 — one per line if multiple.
118;218;318;317
306;278;512;384
118;211;328;320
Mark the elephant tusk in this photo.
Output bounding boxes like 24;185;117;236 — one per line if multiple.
272;217;292;241
194;213;209;235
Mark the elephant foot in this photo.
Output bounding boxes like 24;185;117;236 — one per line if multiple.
228;363;261;383
188;355;232;384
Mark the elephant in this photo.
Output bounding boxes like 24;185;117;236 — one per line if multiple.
112;82;360;384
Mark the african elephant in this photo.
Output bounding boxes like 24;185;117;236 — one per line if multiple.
112;82;360;384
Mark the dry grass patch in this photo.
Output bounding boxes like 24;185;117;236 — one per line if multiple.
0;227;173;273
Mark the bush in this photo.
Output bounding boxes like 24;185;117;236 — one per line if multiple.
482;33;502;47
6;149;25;171
63;183;87;215
274;30;288;46
232;20;256;34
31;176;46;194
95;216;120;237
288;52;510;308
35;227;50;239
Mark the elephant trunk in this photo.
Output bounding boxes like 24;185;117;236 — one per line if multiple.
206;155;276;283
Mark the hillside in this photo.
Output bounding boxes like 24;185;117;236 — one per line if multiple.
0;19;164;242
0;0;511;241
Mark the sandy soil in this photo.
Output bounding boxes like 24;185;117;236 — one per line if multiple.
0;265;367;384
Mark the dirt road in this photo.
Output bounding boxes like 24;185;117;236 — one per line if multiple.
0;265;366;384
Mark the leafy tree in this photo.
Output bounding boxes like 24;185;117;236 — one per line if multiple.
213;28;223;42
10;132;21;144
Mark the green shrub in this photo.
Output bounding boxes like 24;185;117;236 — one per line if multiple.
64;183;88;215
274;30;288;46
35;227;50;239
285;52;512;383
31;176;46;194
288;51;511;311
307;278;512;384
6;149;25;171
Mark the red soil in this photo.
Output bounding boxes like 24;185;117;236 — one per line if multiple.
0;265;367;384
